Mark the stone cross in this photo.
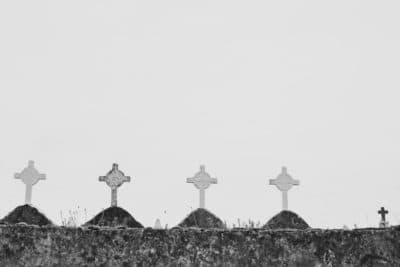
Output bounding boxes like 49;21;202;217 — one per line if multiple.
187;165;217;209
378;207;388;221
378;207;389;228
99;163;131;207
14;160;46;205
269;167;299;210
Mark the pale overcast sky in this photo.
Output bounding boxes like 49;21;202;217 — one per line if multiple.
0;1;399;228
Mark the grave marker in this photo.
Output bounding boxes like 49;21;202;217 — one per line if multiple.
99;163;131;207
14;160;46;205
269;167;299;210
378;207;389;228
187;165;217;209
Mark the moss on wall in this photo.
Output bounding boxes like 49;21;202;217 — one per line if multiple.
0;225;399;266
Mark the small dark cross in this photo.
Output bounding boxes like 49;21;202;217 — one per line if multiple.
378;207;388;221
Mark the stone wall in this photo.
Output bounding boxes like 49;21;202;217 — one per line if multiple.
0;225;399;266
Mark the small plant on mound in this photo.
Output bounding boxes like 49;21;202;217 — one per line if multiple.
231;219;262;229
60;206;87;227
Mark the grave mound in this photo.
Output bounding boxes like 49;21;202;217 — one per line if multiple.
84;206;143;228
263;210;310;230
178;208;225;228
1;204;52;226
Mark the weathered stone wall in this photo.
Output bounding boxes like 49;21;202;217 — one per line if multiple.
0;225;399;266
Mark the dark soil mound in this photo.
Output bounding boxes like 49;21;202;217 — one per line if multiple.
84;206;143;228
1;204;53;226
178;208;225;229
263;210;310;230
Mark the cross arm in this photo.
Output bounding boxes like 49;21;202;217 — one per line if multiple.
14;172;46;180
210;178;217;184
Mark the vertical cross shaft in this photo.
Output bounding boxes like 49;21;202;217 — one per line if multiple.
199;188;205;209
111;188;118;207
282;191;288;211
25;184;33;205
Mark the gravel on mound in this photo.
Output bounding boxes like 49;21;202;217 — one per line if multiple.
1;204;53;226
263;210;310;230
84;206;143;228
178;208;225;229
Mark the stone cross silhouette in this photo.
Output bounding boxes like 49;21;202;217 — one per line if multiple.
99;163;131;207
187;165;217;209
14;160;46;205
378;207;388;222
269;167;299;210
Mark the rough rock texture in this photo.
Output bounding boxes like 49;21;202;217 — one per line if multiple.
178;208;225;228
263;210;310;230
84;206;143;228
0;225;399;266
0;205;53;226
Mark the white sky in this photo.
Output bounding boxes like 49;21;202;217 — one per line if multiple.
0;1;399;229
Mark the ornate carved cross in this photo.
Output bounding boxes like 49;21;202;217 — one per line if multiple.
99;163;131;207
